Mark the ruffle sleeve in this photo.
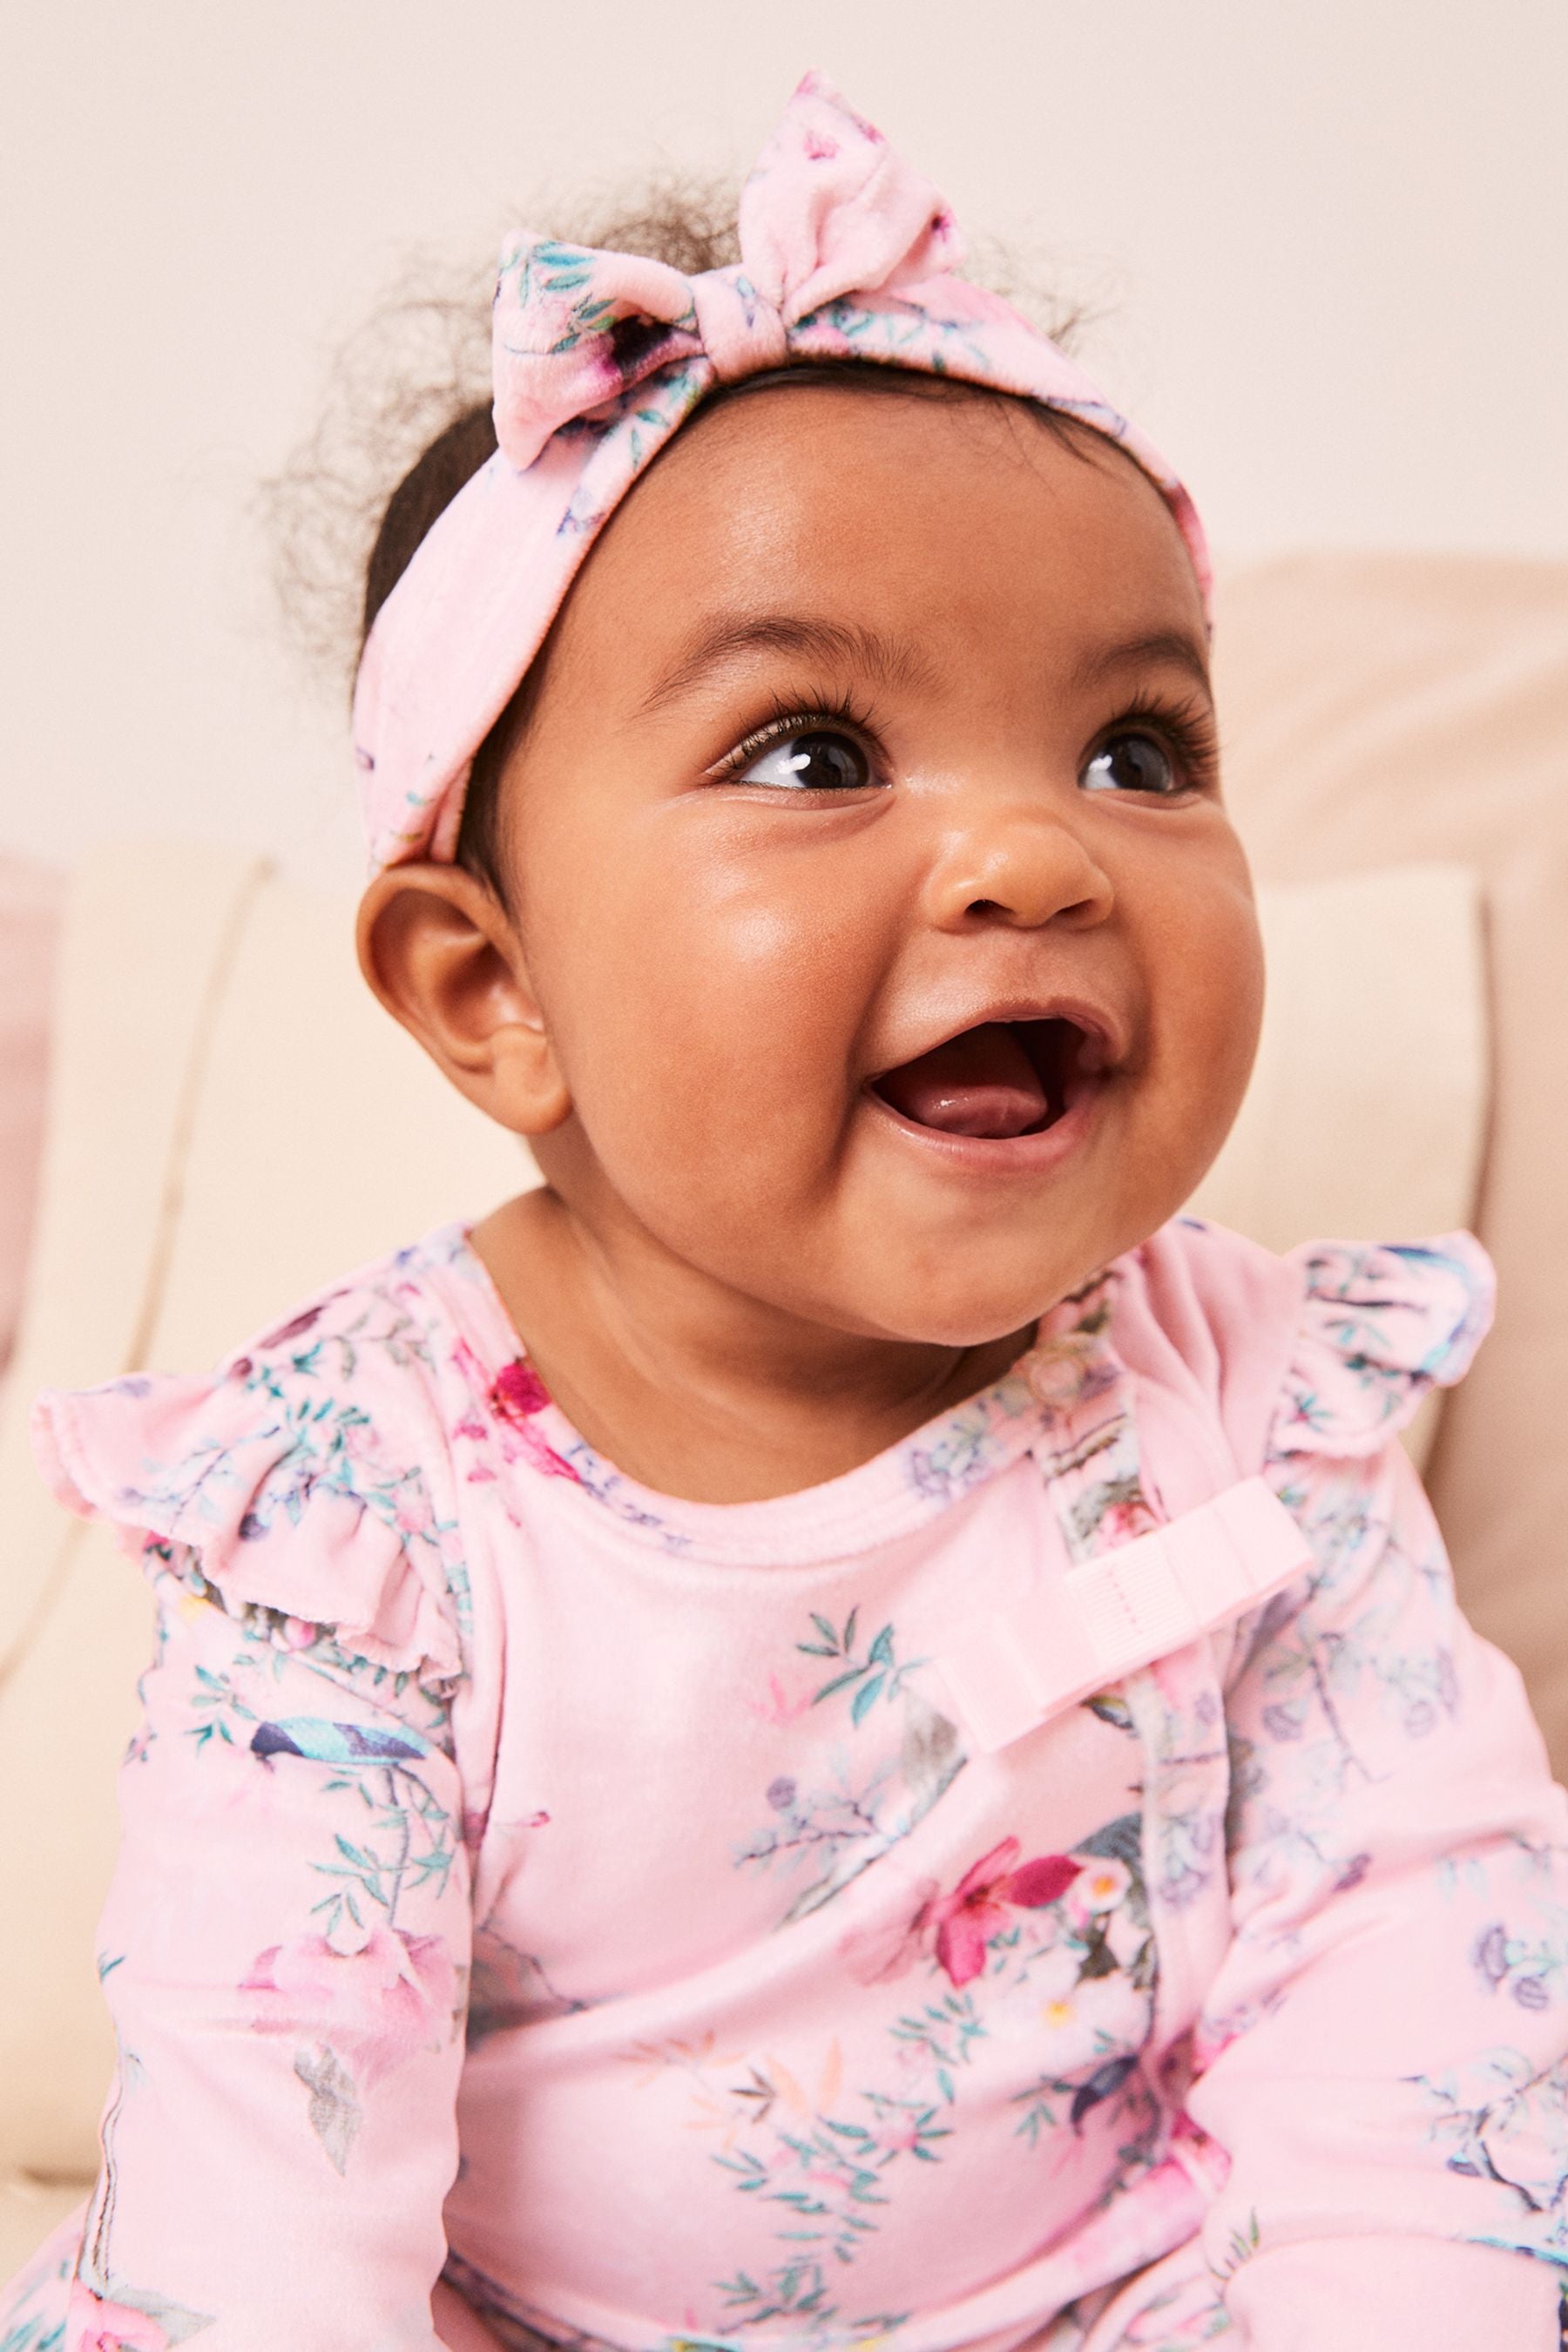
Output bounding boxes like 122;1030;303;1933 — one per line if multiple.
31;1308;464;1692
1268;1232;1495;1461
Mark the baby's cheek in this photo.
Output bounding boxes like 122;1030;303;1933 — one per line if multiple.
1152;875;1265;1156
627;853;874;1085
565;889;856;1199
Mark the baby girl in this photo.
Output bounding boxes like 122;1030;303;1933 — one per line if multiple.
4;71;1567;2352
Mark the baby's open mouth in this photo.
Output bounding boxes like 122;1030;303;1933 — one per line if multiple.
870;1018;1104;1141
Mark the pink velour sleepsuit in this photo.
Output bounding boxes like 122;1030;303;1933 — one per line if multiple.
4;1214;1567;2351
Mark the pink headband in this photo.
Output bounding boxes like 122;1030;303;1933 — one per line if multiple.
353;72;1209;875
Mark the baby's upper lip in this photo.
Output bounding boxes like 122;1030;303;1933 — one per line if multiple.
867;995;1126;1081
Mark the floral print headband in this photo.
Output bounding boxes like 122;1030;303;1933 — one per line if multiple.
352;71;1210;874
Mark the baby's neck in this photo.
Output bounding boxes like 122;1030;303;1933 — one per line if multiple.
469;1187;1033;1506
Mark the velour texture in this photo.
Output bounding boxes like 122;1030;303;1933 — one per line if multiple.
7;1217;1565;2350
352;72;1206;874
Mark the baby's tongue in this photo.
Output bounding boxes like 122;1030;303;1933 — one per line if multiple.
877;1023;1049;1139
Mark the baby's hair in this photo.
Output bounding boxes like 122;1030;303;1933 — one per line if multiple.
270;179;1092;899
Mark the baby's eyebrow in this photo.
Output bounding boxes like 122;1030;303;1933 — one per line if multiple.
1071;629;1212;694
632;615;939;719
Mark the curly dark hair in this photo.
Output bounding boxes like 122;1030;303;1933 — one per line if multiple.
268;180;1091;897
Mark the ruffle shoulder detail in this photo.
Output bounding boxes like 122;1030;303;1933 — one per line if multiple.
31;1271;466;1690
1269;1232;1495;1462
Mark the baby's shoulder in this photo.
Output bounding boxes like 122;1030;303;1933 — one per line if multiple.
31;1225;504;1693
1117;1216;1495;1475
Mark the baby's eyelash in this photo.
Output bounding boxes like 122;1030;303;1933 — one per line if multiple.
712;689;886;781
1107;692;1221;788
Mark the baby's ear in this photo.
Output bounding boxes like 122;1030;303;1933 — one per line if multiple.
355;865;571;1137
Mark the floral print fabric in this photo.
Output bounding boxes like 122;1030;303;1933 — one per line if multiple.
3;1218;1565;2351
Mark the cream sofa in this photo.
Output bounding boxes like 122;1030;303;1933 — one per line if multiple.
2;551;1564;2281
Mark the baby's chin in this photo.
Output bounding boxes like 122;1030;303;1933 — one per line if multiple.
798;1182;1186;1355
786;1239;1113;1355
834;1288;1073;1356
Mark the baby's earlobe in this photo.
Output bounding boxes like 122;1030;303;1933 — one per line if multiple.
489;1022;573;1138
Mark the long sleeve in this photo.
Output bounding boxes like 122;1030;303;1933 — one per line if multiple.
1184;1244;1568;2344
25;1276;484;2351
67;1554;470;2349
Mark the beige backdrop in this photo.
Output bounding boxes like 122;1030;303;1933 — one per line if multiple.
2;0;1565;883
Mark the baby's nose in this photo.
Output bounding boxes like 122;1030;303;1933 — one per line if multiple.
920;812;1115;932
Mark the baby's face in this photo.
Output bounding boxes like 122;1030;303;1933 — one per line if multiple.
497;384;1262;1347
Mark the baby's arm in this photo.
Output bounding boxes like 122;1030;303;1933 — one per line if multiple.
68;1545;470;2350
1187;1431;1568;2344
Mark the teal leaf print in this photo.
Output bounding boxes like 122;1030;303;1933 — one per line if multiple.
716;2260;839;2327
889;1990;988;2103
850;1674;886;1726
798;1611;925;1717
186;1659;257;1754
298;1758;456;1940
334;1835;381;1873
814;1664;871;1704
1218;2209;1262;2276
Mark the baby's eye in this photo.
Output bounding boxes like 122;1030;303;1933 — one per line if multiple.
1079;731;1182;797
734;728;873;792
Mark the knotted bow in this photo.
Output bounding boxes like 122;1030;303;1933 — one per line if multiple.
491;74;963;470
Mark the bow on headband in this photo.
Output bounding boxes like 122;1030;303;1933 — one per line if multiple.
490;77;964;470
353;71;1207;873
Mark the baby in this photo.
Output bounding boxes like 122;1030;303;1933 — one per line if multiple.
5;72;1567;2352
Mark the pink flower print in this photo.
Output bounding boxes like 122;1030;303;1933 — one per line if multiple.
240;1923;455;2089
803;130;841;161
872;2111;926;2158
743;1673;815;1728
66;2283;169;2352
493;1359;551;1418
392;1485;436;1539
489;1356;580;1483
1095;1497;1159;1544
927;1838;1081;1988
450;1336;581;1484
